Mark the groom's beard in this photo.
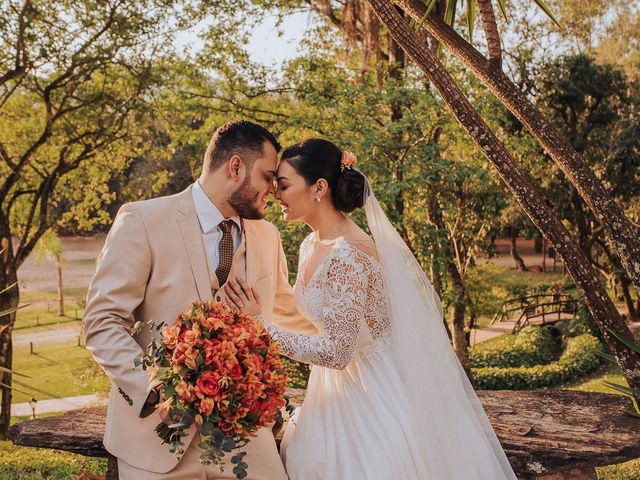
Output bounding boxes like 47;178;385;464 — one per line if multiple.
228;175;264;220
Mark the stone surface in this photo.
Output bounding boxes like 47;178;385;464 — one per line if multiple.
9;406;108;457
8;389;640;479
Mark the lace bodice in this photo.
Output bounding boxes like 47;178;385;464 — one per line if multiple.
262;234;391;370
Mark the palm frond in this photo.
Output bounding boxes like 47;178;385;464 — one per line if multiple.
496;0;508;20
595;350;617;364
531;0;562;29
417;0;439;30
0;365;31;378
602;380;640;398
605;327;640;354
0;381;34;398
0;303;30;319
444;0;458;26
0;282;18;296
466;0;477;41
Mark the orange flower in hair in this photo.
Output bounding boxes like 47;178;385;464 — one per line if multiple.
341;151;357;170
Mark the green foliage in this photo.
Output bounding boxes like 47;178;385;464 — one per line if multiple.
464;263;568;326
470;325;555;368
417;0;561;43
572;300;606;344
474;333;602;390
280;356;310;389
0;440;107;479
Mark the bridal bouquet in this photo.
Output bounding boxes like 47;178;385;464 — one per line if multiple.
137;301;288;479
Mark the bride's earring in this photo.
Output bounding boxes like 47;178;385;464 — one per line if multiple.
315;195;320;202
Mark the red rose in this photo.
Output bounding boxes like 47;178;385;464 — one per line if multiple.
230;362;243;380
196;371;222;400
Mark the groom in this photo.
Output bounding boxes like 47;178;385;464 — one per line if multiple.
83;120;316;479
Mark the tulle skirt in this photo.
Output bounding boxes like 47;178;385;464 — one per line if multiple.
280;342;515;480
281;345;428;480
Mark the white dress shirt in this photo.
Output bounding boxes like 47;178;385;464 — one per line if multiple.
191;181;242;271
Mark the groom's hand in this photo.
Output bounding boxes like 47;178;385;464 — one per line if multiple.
225;277;262;316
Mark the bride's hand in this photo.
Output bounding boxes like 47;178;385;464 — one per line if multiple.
224;276;262;317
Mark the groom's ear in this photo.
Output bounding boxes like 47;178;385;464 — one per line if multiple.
227;155;243;180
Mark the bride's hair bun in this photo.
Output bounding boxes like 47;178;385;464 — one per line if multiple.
280;138;366;213
335;168;367;213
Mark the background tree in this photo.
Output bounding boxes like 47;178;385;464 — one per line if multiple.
393;0;640;295
0;0;192;435
365;0;640;399
534;54;640;320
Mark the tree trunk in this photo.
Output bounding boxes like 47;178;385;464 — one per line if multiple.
510;226;527;271
0;232;18;437
426;196;452;341
449;266;471;380
57;259;64;317
426;197;472;377
619;272;638;322
476;0;502;68
361;2;382;75
395;0;640;295
367;0;640;398
487;230;497;258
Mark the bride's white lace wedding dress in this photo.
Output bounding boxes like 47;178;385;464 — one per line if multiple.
261;229;517;480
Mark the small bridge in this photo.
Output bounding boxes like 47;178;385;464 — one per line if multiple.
490;294;579;334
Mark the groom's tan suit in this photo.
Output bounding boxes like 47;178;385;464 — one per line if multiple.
83;185;315;478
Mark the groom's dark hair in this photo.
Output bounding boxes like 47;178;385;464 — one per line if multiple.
204;120;281;172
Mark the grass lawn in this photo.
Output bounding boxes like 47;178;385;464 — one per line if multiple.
471;332;517;352
14;289;87;331
0;440;108;479
13;310;83;331
13;289;86;332
3;342;111;479
11;341;110;403
18;289;88;304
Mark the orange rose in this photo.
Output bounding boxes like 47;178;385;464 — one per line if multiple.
198;397;214;416
172;343;200;370
183;322;202;344
202;339;221;366
175;380;198;403
162;324;181;350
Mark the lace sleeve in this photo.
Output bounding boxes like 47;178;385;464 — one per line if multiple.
262;250;366;370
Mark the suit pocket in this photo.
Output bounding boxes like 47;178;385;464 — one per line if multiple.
255;271;274;283
254;272;275;307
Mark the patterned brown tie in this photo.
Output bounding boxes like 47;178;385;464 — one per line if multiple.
215;219;234;286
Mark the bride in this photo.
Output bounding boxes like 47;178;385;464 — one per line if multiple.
225;138;516;479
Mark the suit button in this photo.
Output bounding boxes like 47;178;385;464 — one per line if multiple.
216;295;221;301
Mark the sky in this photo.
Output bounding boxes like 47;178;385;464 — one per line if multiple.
174;10;314;67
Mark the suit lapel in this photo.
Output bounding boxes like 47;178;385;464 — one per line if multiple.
243;220;258;286
176;187;213;302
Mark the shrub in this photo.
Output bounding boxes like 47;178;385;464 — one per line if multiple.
473;333;602;390
470;325;555;368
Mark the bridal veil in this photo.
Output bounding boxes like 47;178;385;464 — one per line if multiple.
364;184;517;479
